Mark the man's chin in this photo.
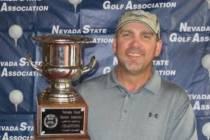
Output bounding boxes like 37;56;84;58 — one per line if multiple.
125;65;143;74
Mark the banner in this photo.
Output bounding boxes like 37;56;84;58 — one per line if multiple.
0;0;210;139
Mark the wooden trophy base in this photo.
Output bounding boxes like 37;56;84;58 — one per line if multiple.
35;94;89;140
34;135;89;140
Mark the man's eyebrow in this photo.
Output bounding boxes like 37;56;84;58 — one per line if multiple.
141;31;155;35
140;31;157;37
117;29;132;35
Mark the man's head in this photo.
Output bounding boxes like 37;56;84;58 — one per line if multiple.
116;10;160;39
113;10;162;75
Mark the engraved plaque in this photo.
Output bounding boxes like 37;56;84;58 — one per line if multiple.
40;108;85;135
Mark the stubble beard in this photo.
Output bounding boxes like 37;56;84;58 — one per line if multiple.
117;57;145;75
124;60;144;74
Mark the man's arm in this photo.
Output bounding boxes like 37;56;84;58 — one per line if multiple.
164;97;198;140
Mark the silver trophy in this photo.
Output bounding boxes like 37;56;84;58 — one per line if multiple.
28;35;96;140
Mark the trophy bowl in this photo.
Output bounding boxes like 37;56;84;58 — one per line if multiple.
27;35;96;102
29;35;95;80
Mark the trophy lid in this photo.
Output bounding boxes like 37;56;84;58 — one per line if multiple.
32;35;92;44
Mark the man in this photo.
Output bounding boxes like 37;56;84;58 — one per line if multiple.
77;10;198;140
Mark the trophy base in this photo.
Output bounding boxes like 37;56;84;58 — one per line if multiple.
34;136;89;140
35;93;89;140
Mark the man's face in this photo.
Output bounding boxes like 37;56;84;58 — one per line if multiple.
113;22;162;75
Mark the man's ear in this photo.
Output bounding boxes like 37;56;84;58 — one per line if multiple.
155;39;163;57
112;38;117;54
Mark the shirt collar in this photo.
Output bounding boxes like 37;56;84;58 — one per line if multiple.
105;69;161;95
144;71;161;95
105;69;120;88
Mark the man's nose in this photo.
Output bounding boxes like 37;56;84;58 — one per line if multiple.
131;36;141;47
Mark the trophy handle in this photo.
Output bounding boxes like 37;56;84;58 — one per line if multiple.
81;56;97;75
26;55;43;73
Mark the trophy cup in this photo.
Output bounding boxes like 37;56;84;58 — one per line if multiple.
27;35;96;140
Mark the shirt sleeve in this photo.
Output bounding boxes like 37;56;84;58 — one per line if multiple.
165;97;198;140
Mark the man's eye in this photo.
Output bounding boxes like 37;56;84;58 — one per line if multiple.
143;35;151;38
142;33;153;39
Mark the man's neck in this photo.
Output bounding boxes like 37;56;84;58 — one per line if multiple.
115;67;153;93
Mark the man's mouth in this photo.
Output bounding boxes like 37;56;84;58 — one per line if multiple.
127;52;141;57
126;47;144;57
